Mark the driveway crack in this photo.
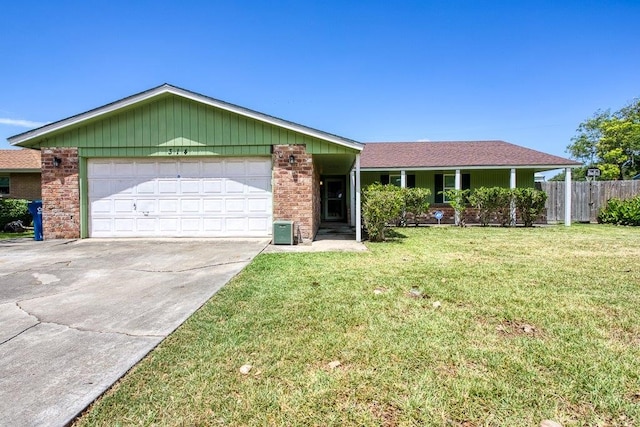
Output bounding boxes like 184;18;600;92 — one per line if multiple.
129;258;251;273
12;302;164;339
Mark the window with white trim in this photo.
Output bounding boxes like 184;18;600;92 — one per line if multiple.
442;174;455;202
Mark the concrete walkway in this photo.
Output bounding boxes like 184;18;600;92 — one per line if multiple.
0;238;269;427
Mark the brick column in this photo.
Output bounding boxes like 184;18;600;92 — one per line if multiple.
41;148;80;239
272;144;318;242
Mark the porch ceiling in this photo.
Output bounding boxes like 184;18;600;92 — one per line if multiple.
314;154;356;176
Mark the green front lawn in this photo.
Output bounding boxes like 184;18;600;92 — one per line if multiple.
0;231;33;240
75;225;640;426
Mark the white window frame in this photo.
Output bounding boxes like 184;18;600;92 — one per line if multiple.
443;174;455;203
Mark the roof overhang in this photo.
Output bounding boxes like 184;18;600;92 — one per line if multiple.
9;84;364;152
0;169;40;173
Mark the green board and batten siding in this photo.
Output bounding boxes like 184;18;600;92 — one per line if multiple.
34;94;358;156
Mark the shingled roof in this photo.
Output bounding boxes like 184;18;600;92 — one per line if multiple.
0;149;41;171
360;140;580;170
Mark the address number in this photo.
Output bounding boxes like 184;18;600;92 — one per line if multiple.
168;148;189;155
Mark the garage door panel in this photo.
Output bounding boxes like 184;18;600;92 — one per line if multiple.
136;200;156;213
181;218;201;232
225;199;245;212
136;218;156;232
114;199;134;213
248;217;270;231
158;162;178;177
88;161;112;177
225;217;247;232
202;161;223;175
180;199;200;213
247;198;269;212
159;218;179;232
159;199;178;213
88;158;272;237
203;218;223;232
180;161;201;177
180;180;200;193
91;218;112;232
246;178;271;193
203;199;223;213
202;180;222;194
225;180;244;193
247;159;272;175
113;162;135;176
158;180;178;194
136;180;156;194
89;181;113;198
136;162;157;176
114;218;135;232
225;160;246;176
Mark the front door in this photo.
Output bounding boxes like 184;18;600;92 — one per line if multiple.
323;178;345;221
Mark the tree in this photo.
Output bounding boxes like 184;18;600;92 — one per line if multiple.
567;99;640;180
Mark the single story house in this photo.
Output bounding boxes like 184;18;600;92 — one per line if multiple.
8;84;579;242
0;149;42;200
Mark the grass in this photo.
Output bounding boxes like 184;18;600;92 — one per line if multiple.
75;225;640;426
0;231;33;240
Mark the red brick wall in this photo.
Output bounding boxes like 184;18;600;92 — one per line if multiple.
41;148;80;239
8;173;41;200
272;144;318;242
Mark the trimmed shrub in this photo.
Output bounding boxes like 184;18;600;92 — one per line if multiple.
362;183;404;241
0;199;31;229
598;195;640;226
440;189;470;226
513;188;547;227
468;187;496;226
402;187;431;226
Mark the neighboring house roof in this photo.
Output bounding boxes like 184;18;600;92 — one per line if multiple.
8;84;363;152
360;140;581;170
0;149;41;172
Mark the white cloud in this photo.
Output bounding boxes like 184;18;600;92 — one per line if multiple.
417;138;431;142
0;118;49;128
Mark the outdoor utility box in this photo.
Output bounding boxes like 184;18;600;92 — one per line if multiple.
273;220;294;245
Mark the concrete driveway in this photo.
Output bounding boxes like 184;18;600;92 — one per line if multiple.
0;237;269;427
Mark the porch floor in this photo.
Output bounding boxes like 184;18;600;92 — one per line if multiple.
265;222;366;253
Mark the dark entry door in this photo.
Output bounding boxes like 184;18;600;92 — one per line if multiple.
323;178;345;221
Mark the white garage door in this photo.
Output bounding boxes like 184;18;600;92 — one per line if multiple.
88;158;272;237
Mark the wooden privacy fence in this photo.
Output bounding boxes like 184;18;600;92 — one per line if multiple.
540;180;640;223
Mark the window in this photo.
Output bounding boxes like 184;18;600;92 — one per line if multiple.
0;177;9;195
380;174;415;188
434;173;471;203
442;174;456;202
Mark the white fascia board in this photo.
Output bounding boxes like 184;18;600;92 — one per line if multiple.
360;164;581;172
10;84;364;152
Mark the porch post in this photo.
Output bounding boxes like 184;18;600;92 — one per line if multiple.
455;169;461;225
400;170;406;188
565;167;572;226
510;168;517;226
355;154;362;242
349;170;355;227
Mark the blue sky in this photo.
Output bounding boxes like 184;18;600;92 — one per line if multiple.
2;1;639;175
